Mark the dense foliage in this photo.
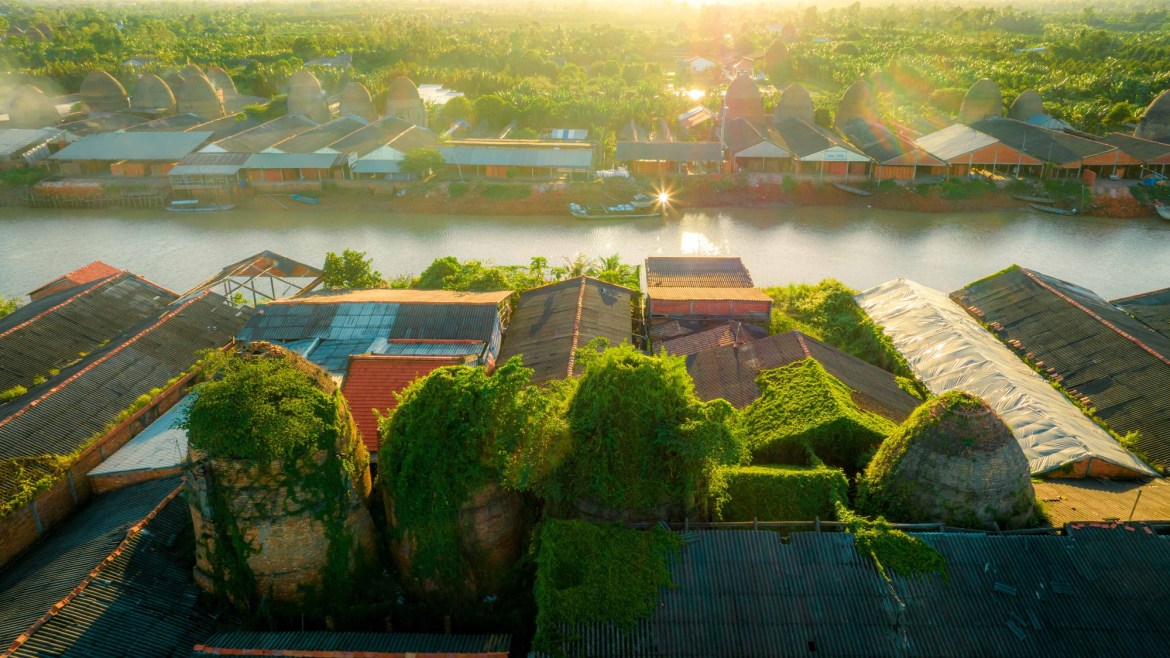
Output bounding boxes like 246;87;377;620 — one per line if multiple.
182;354;340;461
533;519;682;653
763;279;913;379
738;359;895;470
549;343;745;515
410;254;640;292
837;503;947;581
321;249;385;289
710;464;848;522
0;294;20;319
379;358;565;591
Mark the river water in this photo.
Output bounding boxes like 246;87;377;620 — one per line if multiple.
1;206;1168;300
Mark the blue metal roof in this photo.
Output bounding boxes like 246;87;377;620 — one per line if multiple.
368;338;485;357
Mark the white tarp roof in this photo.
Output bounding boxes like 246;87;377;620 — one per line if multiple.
857;278;1156;477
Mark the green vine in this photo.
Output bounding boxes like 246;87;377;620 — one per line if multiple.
837;503;947;581
532;519;683;655
709;464;848;522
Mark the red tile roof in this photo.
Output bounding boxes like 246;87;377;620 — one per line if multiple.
28;260;122;300
341;354;469;453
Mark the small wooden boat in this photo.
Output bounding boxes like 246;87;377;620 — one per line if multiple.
290;194;319;204
1155;201;1170;221
1013;194;1057;203
569;202;658;219
833;182;872;197
165;200;234;212
1031;203;1078;216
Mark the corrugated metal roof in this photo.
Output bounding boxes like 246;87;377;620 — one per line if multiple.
544;527;1170;657
169;151;250;176
327;117;415;155
211;114;318;153
971;117;1116;165
1099;133;1170;163
645;257;754;288
615;141;723;162
685;330;920;419
0;128;71;158
352;159;401;174
649;287;773;301
88;395;191;476
369;338;484;357
6;486;222;658
0;477;183;649
1033;478;1170;526
914;123;998;161
0;272;176;392
838;118;944;165
657;320;767;356
192;631;510;655
1112;287;1170;340
27;259;123;298
272;115;368;153
124;113;209;132
241;152;346;169
773;117;866;160
50;131;213;161
953;267;1170;469
437;144;593;169
280;289;511;305
0;292;250;466
497;277;634;383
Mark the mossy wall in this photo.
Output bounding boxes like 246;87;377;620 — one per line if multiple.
711;464;848;521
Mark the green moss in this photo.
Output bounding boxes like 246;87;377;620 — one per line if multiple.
0;456;68;518
838;504;946;581
710;464;848;522
761;279;913;378
0;385;28;403
533;519;682;653
379;357;562;594
738;359;894;470
552;343;746;515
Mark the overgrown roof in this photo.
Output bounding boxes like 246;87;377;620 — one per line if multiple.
953;266;1170;469
540;525;1170;657
657;320;767;357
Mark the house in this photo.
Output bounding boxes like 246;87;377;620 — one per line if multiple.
239;151;348;183
0;290;249;565
201;114;319;154
677;106;715;137
437;139;593;180
772;117;871;178
970;117;1137;179
726;56;755;78
1098;133;1170;178
680;55;717;74
1111;287;1170;340
48;130;213;177
270;114;369;153
615;141;723;175
329;117;438;180
237;288;513;452
417;83;465;106
724;116;792;173
540;526;1170;657
168;152;249;198
645;287;773;325
952;266;1170;471
837;119;947;181
915;123;1044;178
497;277;634;384
2;265;176;393
645;256;755;287
685;330;920;421
0;128;75;169
857;277;1155;478
643;257;769;328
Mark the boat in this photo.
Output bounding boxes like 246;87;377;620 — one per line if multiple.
569;202;659;219
1155;201;1170;221
165;200;234;212
1012;194;1057;203
290;194;319;204
832;182;872;197
1030;203;1078;216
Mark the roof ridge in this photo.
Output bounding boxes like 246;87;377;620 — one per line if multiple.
2;482;185;658
0;272;125;341
565;277;588;378
1021;269;1170;368
0;291;212;430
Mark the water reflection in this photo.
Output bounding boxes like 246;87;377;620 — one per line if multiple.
0;206;1167;300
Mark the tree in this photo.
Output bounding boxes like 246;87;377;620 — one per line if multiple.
438;95;472;124
322;249;384;288
399;147;444;179
0;294;20;319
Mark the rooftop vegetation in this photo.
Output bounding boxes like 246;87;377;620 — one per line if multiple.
710;464;848;522
837;503;947;582
737;358;895;471
762;279;913;379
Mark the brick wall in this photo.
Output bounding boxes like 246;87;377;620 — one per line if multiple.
0;372;195;569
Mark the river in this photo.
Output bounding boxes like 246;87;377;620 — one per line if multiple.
1;206;1168;300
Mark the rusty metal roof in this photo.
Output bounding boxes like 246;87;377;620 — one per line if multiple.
645;257;754;288
648;287;773;302
656;320;767;357
277;289;511;305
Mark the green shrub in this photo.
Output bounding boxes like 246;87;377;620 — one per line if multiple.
762;279;913;377
710;464;848;521
533;519;682;652
481;183;531;199
837;503;946;581
447;181;471;198
0;456;66;518
550;343;746;515
737;359;895;470
181;356;339;461
31;376;46;386
0;385;28;403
